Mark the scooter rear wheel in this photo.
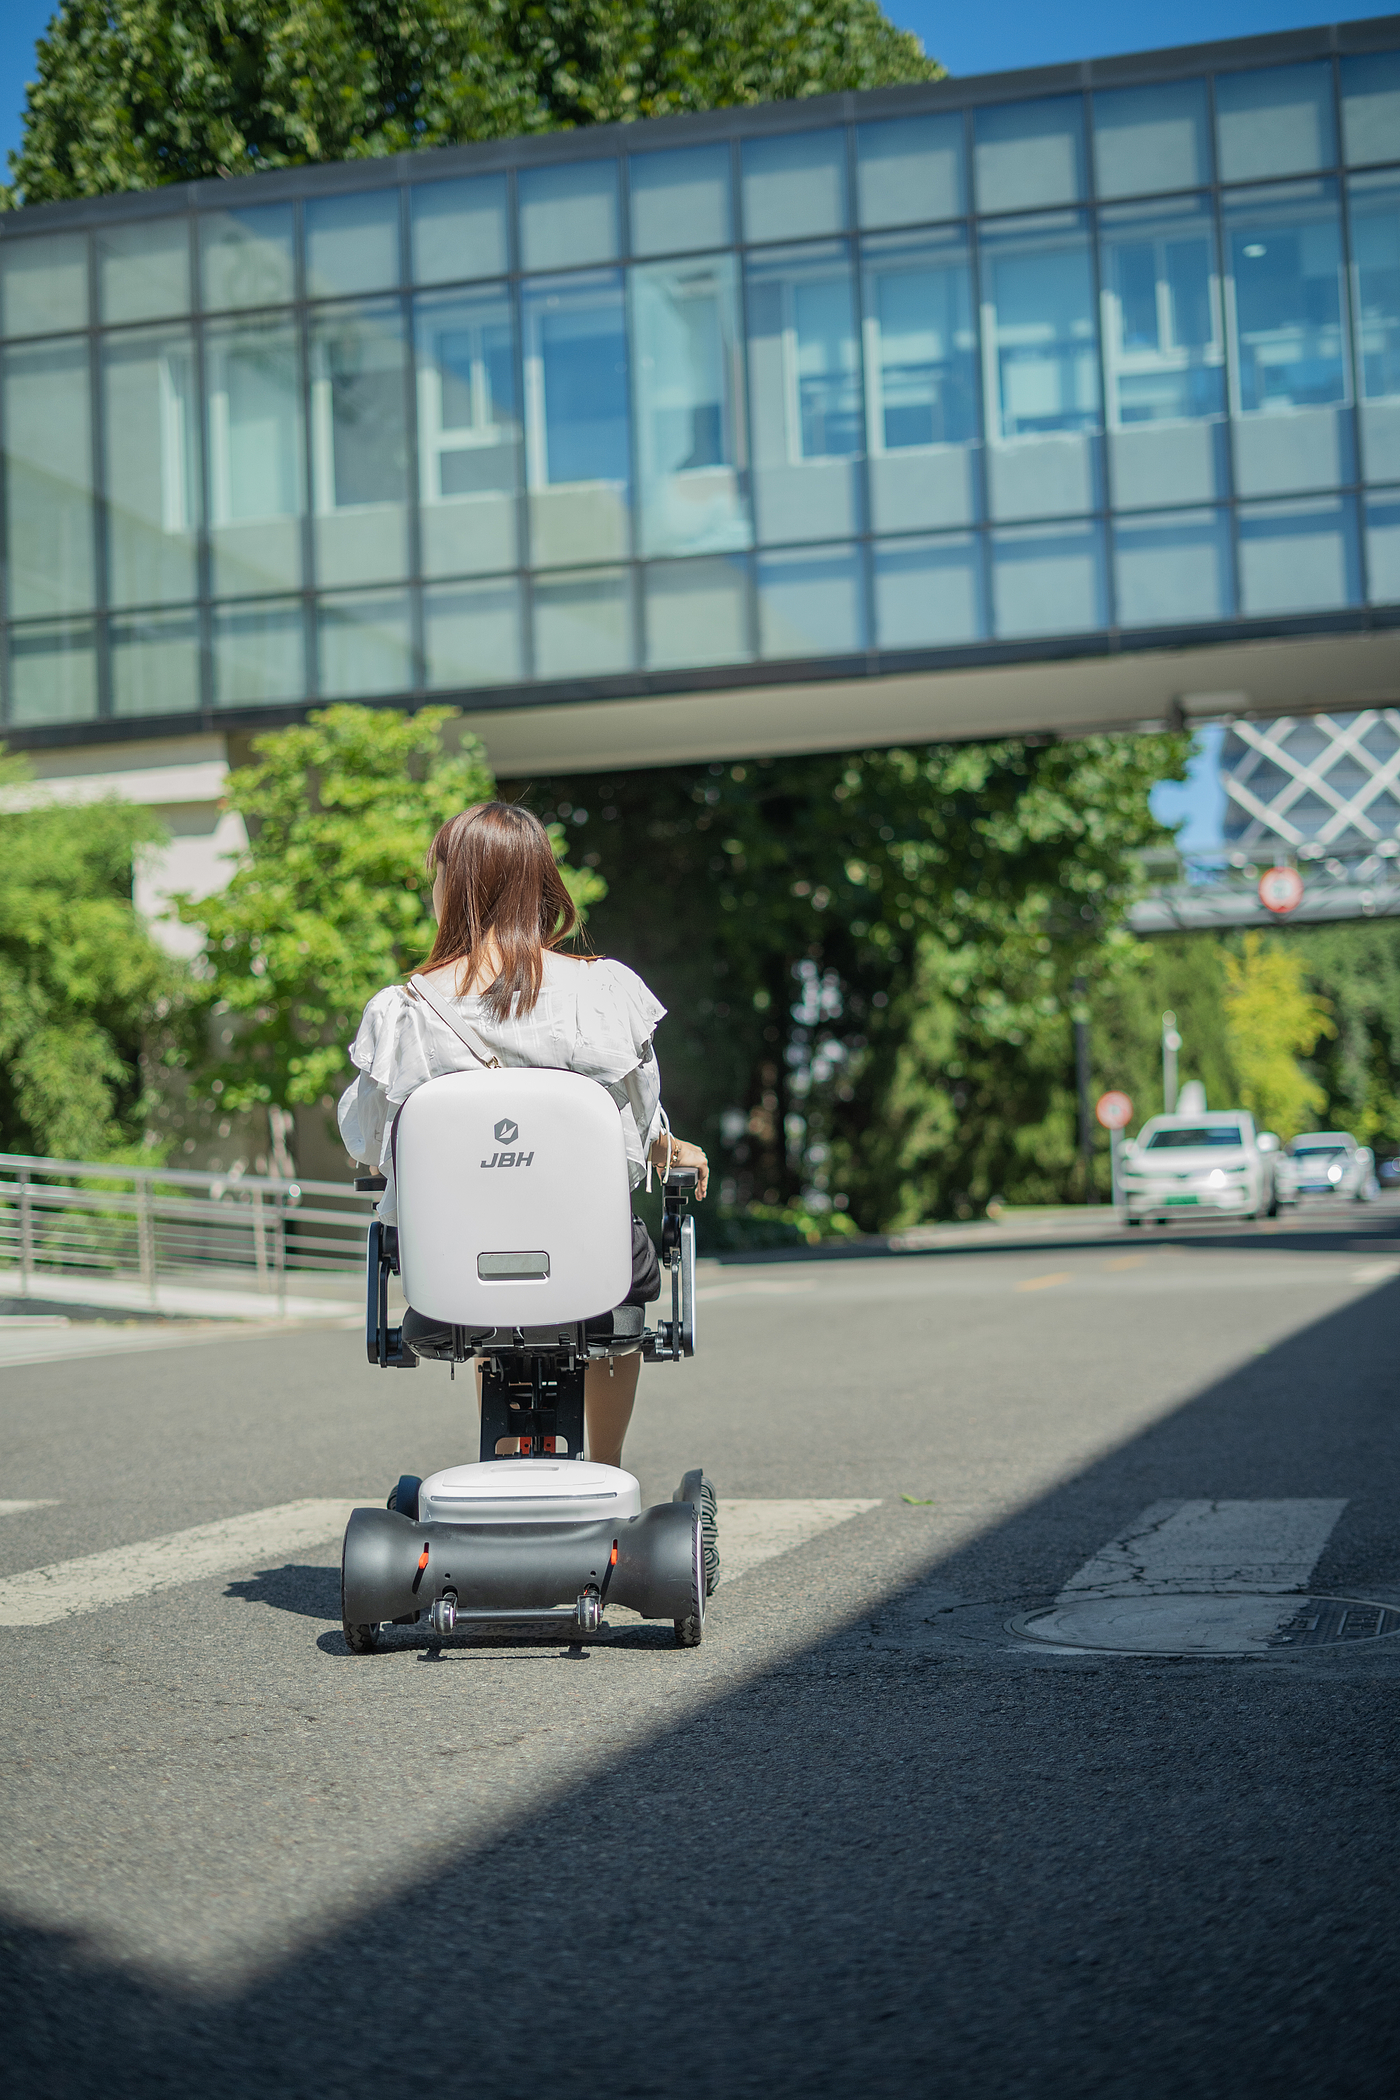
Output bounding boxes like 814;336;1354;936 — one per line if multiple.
343;1618;382;1654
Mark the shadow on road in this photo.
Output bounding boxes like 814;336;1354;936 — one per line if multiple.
6;1279;1400;2099
224;1564;341;1622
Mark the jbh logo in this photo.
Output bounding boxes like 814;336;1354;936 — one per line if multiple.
482;1117;532;1170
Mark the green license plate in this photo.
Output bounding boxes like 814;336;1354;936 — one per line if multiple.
1165;1194;1199;1205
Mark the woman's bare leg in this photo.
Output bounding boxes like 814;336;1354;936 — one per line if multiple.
584;1354;641;1469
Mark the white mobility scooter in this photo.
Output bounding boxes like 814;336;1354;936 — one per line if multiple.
345;1065;715;1652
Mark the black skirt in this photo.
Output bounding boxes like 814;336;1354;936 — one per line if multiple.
625;1213;661;1305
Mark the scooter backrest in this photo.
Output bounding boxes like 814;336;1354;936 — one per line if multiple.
394;1068;633;1326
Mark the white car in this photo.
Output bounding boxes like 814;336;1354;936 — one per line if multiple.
1119;1112;1272;1225
1280;1131;1379;1203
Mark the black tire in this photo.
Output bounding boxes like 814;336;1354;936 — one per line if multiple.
341;1521;383;1654
673;1468;720;1597
674;1511;705;1647
388;1474;421;1521
1126;1216;1143;1229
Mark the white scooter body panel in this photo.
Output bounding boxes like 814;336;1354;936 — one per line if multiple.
394;1068;633;1327
418;1458;642;1525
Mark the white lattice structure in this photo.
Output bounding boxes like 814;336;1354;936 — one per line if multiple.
1221;712;1400;858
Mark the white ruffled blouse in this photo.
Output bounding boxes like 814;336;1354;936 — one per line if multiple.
336;952;667;1221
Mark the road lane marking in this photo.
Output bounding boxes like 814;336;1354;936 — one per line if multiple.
0;1496;882;1626
1017;1499;1356;1655
717;1499;881;1582
0;1500;59;1517
1016;1272;1072;1292
0;1500;360;1627
1352;1259;1400;1284
1062;1499;1347;1598
1103;1255;1144;1271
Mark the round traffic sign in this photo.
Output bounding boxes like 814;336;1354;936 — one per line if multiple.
1096;1090;1133;1131
1258;865;1304;914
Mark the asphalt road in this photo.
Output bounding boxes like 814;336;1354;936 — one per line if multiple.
3;1202;1400;2098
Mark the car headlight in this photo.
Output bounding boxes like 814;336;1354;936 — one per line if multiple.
1328;1164;1343;1183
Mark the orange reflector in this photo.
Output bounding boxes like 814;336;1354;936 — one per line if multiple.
417;1546;430;1572
610;1543;618;1566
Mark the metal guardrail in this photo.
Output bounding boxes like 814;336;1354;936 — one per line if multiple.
0;1151;372;1316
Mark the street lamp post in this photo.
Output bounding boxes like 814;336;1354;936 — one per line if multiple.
1162;1010;1182;1114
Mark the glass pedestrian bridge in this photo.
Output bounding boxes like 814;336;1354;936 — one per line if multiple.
2;17;1399;776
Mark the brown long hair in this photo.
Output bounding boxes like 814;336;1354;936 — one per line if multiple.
421;802;586;1019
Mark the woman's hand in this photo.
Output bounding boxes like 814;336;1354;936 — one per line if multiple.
650;1134;709;1200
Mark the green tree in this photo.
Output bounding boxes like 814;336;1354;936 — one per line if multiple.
508;728;1189;1229
1221;930;1332;1140
178;704;602;1137
6;0;939;204
0;752;185;1161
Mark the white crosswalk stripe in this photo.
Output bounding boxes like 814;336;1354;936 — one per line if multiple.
0;1496;881;1628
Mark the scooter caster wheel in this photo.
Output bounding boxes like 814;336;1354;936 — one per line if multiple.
343;1619;382;1654
674;1613;702;1648
387;1474;421;1520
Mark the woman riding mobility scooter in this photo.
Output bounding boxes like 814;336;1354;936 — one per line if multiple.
347;1061;714;1651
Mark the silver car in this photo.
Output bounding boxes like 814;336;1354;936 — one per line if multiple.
1281;1132;1379;1203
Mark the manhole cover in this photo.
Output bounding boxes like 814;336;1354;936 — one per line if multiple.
1010;1594;1400;1656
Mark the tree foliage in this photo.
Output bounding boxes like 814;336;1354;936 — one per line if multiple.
179;705;601;1125
508;730;1189;1230
1221;931;1332;1140
0;751;184;1161
7;0;939;203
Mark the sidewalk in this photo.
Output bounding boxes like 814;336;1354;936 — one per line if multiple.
0;1265;359;1325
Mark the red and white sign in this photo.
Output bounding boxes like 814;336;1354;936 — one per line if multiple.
1258;865;1304;915
1096;1090;1133;1131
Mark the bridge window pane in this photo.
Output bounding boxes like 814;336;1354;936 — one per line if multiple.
411;176;509;285
1366;486;1400;603
205;318;304;598
1;233;87;336
424;577;523;687
317;588;413;695
632;255;749;558
200;205;295;311
305;192;400;298
980;212;1100;520
742;131;848;243
1113;508;1233;626
416;288;521;579
863;230;978;532
1215;64;1337;184
533;567;634;677
873;533;982;647
856;115;965;229
1224;182;1350;498
3;341;94;617
991;520;1106;637
1351;175;1400;485
522;272;631;567
1091;81;1212;200
103;327;199;608
98;219;189;325
1237;495;1361;614
644;556;751;668
212;599;306;705
110;607;199;715
6;619;97;727
629;146;732;256
519;163;620;273
973;98;1085;215
746;243;862;543
1100;198;1226;507
757;544;865;658
309;302;408;586
1342;53;1400;167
